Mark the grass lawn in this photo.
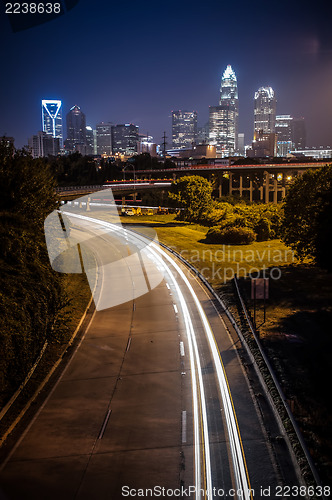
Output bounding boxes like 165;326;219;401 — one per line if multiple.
119;214;294;287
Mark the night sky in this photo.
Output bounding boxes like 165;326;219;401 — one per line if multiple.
1;0;332;149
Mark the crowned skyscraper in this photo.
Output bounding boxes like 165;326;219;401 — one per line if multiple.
209;65;238;156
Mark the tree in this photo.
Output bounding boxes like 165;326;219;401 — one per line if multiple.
0;144;68;404
282;165;332;269
168;175;213;221
0;143;57;226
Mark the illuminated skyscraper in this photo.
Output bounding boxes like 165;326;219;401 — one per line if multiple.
85;126;95;155
112;124;139;156
254;87;276;134
275;115;306;156
172;110;197;148
41;100;63;146
96;122;112;156
209;65;238;156
65;105;86;152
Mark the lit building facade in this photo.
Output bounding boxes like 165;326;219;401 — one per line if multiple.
292;117;306;150
96;122;113;156
28;131;60;158
275;115;293;156
196;122;209;144
209;65;238;156
275;115;306;156
41;100;63;146
172;110;197;149
254;87;276;134
112;124;139;156
138;135;157;156
85;126;95;155
65;105;86;152
247;129;277;158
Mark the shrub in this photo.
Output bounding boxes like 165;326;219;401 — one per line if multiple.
200;202;234;225
254;217;271;241
206;226;256;244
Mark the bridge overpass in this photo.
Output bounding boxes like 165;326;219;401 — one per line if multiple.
57;161;330;204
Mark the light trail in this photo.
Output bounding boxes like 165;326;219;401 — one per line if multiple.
63;211;252;500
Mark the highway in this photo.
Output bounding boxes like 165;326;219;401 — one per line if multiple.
0;213;300;499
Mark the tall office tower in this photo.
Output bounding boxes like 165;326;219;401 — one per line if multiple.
254;87;276;134
209;65;238;157
275;115;293;156
65;105;86;152
171;110;197;148
85;126;95;155
275;115;306;155
292;117;306;150
237;133;245;156
112;124;139;156
96;122;113;156
41;100;63;146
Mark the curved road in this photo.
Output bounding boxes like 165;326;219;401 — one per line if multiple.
0;214;300;499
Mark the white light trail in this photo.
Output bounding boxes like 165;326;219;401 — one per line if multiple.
64;212;252;500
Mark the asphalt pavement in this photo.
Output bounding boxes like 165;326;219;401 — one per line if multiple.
0;215;301;500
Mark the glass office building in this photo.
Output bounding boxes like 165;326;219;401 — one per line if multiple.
66;105;86;152
172;110;197;149
96;122;113;156
254;87;276;134
112;124;139;156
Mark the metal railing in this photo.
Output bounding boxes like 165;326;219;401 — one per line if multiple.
233;275;322;488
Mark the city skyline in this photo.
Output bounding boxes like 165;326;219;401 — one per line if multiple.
1;0;332;149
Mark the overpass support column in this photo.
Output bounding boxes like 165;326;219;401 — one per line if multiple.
239;174;243;198
249;175;253;203
281;173;286;199
86;196;91;211
229;172;233;197
122;195;126;206
218;173;222;198
273;177;278;204
264;171;269;203
133;191;137;202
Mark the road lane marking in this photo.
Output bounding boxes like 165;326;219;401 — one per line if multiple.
180;341;185;357
173;304;178;314
98;409;112;440
182;410;187;443
126;338;132;352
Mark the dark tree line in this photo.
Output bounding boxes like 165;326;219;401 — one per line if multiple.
0;144;70;406
282;165;332;271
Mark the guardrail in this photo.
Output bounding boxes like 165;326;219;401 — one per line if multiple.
233;275;322;488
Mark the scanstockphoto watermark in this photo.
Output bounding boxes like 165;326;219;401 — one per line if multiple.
169;246;295;266
121;485;256;498
122;485;331;498
167;246;295;283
